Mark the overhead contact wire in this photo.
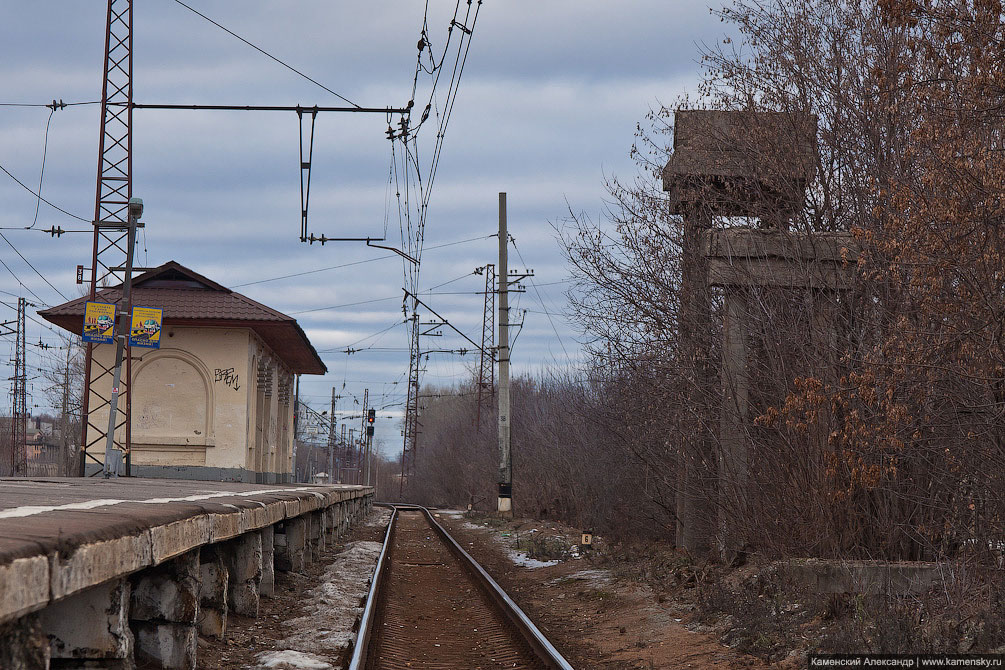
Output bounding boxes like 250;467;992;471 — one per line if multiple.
171;0;360;108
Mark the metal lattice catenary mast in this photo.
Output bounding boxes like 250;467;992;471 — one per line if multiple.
9;298;27;476
400;310;420;495
79;0;135;476
475;263;495;428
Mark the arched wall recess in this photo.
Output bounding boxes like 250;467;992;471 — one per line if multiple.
132;348;215;445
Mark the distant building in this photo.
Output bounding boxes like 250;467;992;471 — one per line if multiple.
39;261;326;483
0;415;66;476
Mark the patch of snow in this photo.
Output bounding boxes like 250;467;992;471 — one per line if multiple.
254;650;333;669
455;519;562;568
259;540;382;669
506;549;559;569
278;540;383;657
363;508;392;527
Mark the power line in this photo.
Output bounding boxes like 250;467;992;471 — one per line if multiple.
234;233;494;288
512;239;570;361
419;0;482;215
0;101;99;108
318;319;404;353
0;301;63;336
28;107;56;230
0;258;48;307
0;162;90;223
407;0;461;137
530;279;572;287
425;269;478;292
171;0;360;108
0;232;68;302
291;295;399;316
234;257;395;288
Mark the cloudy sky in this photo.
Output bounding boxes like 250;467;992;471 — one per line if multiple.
0;1;732;455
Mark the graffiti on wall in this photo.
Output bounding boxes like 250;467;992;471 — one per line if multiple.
214;368;241;391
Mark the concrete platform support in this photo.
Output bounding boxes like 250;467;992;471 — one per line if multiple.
323;507;335;542
719;289;750;553
0;613;49;670
259;525;275;598
41;578;134;670
130;549;200;670
223;531;262;617
333;505;344;540
308;512;323;562
197;546;228;639
783;559;941;595
274;517;307;573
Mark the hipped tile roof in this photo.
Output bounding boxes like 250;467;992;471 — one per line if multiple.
38;261;326;375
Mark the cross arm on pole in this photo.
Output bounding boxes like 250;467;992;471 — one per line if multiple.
402;289;493;360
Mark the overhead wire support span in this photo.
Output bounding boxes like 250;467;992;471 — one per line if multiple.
131;103;411;114
130;102;413;243
401;288;492;359
298;107;317;243
304;235;419;264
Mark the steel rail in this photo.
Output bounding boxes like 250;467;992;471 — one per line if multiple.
350;504;575;670
347;504;398;670
422;506;576;670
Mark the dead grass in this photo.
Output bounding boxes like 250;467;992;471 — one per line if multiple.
600;542;1005;663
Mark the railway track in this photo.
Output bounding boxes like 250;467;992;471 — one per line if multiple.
349;505;574;670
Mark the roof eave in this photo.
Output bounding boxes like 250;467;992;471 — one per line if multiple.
38;313;326;376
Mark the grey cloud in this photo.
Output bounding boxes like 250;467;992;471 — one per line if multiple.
0;1;728;448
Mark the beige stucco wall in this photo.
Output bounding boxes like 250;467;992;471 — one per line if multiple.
85;325;295;480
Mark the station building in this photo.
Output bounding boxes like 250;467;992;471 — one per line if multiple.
39;261;326;483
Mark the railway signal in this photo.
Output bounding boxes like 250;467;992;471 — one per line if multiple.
366;409;375;437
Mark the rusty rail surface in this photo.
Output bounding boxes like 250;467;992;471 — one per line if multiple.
349;504;574;670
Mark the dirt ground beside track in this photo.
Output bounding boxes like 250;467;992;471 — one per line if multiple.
434;510;774;670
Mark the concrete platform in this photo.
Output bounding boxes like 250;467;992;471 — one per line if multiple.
0;477;371;624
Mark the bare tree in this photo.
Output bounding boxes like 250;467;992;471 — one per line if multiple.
37;333;84;476
558;0;1005;565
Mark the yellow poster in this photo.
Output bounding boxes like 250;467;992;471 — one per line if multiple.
82;302;116;344
129;306;163;349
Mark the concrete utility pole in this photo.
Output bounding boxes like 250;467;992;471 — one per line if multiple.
360;389;368;486
339;423;347;482
497;192;512;516
102;197;142;478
